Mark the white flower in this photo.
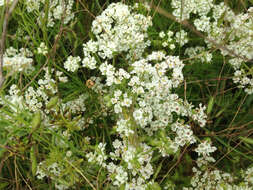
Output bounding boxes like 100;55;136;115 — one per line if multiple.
116;119;134;137
159;31;166;38
162;41;168;47
66;151;72;157
133;109;143;121
85;2;152;60
121;98;132;107
37;42;48;55
195;141;217;157
114;104;122;113
175;30;188;46
169;44;175;50
3;47;33;73
64;56;81;72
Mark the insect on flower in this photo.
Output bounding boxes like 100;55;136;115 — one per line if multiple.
86;79;95;88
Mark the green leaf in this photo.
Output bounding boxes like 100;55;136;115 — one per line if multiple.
31;112;41;129
0;182;9;189
153;160;164;180
207;96;214;114
46;96;59;109
30;146;37;176
147;182;161;190
239;137;253;145
217;11;226;27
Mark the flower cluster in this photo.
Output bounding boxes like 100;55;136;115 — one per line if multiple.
86;142;107;166
36;150;83;190
195;140;217;157
171;0;253;94
81;3;209;189
185;46;212;63
1;1;252;190
159;29;189;48
183;141;252;190
171;0;213;20
24;68;58;112
64;56;81;72
37;42;48;56
3;47;33;73
82;2;152;70
25;0;74;27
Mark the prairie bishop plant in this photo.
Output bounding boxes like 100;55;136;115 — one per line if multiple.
0;1;252;190
171;0;253;94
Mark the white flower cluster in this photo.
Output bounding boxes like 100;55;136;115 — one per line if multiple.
104;139;154;189
159;30;176;49
116;119;134;137
37;42;48;56
64;56;81;72
233;69;253;94
82;2;152;69
243;166;253;186
2;1;252;189
183;141;252;190
159;29;188;48
36;157;80;190
62;94;87;115
0;0;13;6
99;62;130;86
82;3;210;189
25;68;58;112
185;165;234;190
98;50;207;135
2;84;24;113
86;142;107;166
122;145;153;189
25;0;74;27
171;0;253;94
170;122;196;152
195;140;217;157
171;0;214;20
3;47;33;73
1;66;69;118
185;46;212;63
175;30;189;46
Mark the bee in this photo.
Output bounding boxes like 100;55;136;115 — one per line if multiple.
86;79;95;88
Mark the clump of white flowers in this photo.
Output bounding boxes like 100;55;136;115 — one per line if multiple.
171;0;214;21
185;46;212;63
25;0;74;27
3;47;33;73
36;151;83;190
86;142;107;166
25;67;58;112
37;42;48;56
171;0;253;94
183;141;252;190
82;2;152;67
64;56;81;72
195;140;217;157
81;3;209;189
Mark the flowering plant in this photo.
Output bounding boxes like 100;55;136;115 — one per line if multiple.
0;1;252;189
